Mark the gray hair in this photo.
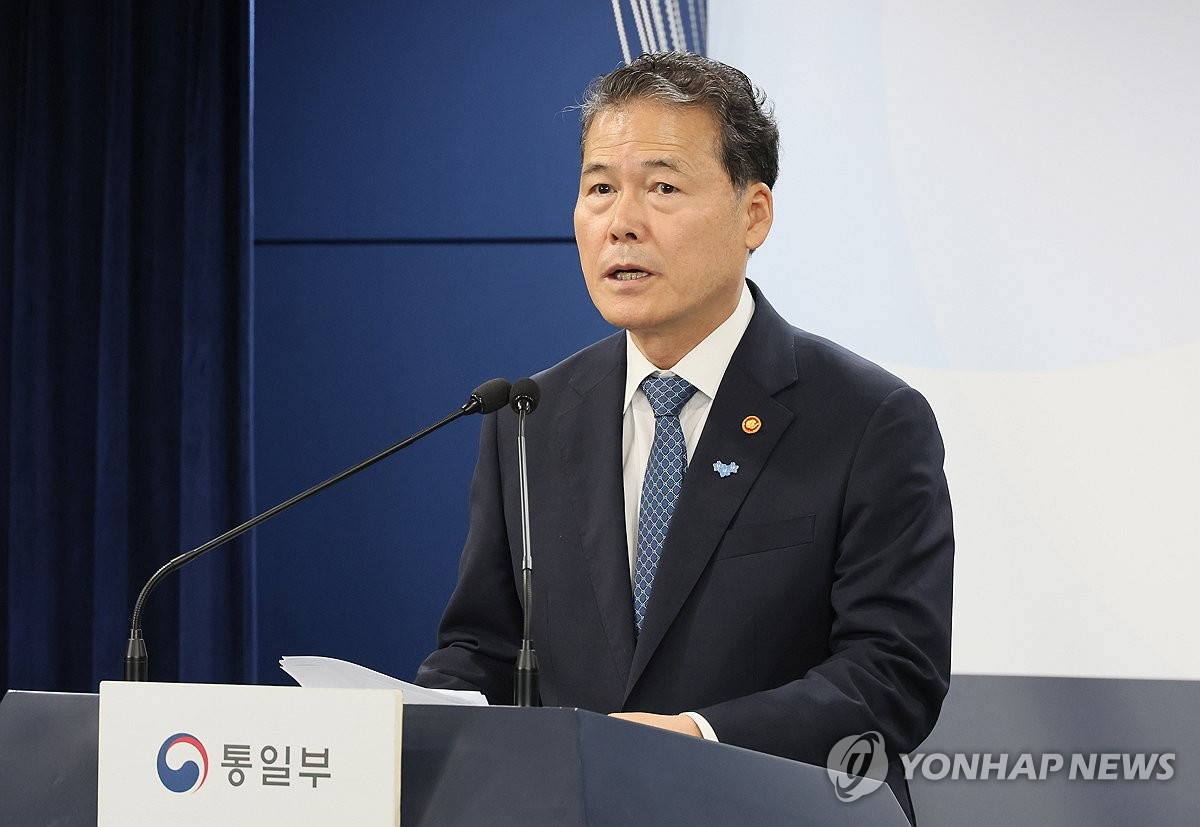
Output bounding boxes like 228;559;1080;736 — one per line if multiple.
579;52;780;191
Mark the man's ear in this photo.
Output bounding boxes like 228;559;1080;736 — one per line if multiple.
743;182;773;252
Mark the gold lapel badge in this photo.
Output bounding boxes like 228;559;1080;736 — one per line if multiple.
741;415;762;434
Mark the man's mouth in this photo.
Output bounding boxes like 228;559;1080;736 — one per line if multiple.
606;266;653;281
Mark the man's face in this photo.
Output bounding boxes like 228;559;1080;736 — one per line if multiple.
573;99;772;362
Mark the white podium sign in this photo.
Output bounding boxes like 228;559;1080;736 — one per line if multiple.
98;681;403;827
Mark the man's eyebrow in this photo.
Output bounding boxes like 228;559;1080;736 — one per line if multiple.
641;158;685;174
580;158;687;176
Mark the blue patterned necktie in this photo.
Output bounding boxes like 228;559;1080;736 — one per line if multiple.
633;374;698;633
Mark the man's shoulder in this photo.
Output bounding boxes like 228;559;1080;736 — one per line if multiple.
788;326;910;399
762;316;940;447
745;287;911;406
530;328;625;394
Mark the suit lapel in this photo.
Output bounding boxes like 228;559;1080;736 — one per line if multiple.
554;333;637;689
625;289;798;697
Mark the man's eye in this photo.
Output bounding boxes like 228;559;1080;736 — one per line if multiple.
592;183;613;195
656;183;677;194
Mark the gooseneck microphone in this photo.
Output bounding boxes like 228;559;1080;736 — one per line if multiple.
510;377;542;707
123;378;512;681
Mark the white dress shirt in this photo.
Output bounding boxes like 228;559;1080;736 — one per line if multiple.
620;282;755;741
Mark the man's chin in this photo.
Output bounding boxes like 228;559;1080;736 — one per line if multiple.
588;292;657;331
596;307;664;335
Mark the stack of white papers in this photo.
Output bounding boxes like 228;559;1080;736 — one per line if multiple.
279;656;488;706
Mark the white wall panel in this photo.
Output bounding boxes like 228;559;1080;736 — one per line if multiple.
709;0;1200;678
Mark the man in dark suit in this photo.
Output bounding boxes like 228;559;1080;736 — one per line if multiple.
417;53;952;821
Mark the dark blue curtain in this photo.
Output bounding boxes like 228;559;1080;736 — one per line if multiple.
0;0;257;691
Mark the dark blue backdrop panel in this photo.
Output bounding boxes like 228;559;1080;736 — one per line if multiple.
254;242;614;683
255;0;624;240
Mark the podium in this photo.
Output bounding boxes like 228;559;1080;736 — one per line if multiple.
0;687;908;826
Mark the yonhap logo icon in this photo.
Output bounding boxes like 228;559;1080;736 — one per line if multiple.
826;731;888;802
157;733;209;794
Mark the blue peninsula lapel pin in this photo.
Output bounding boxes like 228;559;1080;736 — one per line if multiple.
712;461;739;478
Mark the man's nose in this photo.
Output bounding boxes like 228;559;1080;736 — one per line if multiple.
607;193;645;242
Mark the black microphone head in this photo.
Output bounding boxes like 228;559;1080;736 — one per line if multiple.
466;378;512;414
510;377;540;414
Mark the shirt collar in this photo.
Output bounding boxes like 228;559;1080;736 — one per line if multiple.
623;282;756;411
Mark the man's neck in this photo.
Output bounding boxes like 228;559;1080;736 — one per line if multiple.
628;292;745;370
629;329;712;371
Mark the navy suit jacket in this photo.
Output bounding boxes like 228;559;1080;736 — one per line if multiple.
417;284;953;820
